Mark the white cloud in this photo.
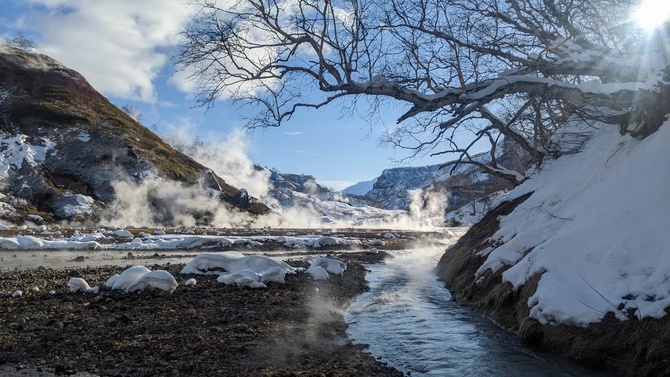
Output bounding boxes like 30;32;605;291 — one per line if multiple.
285;131;303;136
21;0;194;102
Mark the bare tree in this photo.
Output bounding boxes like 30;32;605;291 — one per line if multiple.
176;0;668;185
7;33;37;50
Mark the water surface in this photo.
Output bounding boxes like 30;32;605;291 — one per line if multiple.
345;248;612;376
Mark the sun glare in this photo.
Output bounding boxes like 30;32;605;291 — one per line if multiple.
634;0;670;31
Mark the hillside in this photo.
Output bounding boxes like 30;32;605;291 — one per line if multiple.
435;121;670;375
0;45;270;224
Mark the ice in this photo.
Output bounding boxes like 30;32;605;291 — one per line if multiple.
234;277;267;289
227;255;296;274
125;270;178;293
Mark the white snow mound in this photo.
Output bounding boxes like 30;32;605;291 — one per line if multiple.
68;278;99;293
179;252;245;275
306;266;330;280
261;267;286;284
217;269;261;285
125;270;178;293
111;266;151;291
308;257;347;276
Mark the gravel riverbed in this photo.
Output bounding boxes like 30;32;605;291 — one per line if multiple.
0;252;402;376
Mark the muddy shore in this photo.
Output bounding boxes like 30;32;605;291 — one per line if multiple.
0;251;403;376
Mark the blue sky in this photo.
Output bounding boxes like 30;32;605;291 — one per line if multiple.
0;0;470;190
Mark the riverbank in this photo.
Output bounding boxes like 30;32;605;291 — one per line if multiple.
0;251;402;376
436;196;670;377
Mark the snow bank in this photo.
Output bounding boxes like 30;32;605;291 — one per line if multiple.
477;122;670;326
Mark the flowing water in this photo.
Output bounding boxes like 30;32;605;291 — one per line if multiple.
345;248;612;377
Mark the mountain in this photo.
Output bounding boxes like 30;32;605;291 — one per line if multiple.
342;139;528;223
262;169;409;227
341;178;377;196
0;44;270;225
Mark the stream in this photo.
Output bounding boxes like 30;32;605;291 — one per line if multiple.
345;247;612;377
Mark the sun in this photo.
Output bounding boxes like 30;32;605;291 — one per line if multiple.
634;0;670;31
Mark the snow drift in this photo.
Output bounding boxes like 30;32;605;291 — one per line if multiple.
470;121;670;326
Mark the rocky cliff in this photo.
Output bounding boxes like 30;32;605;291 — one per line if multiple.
0;45;270;224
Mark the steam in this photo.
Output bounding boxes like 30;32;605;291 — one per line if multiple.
98;128;454;229
186;129;272;199
101;176;256;228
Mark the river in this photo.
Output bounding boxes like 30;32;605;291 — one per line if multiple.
345;247;613;377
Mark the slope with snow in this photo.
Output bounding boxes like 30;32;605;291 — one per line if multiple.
471;121;670;326
342;178;378;196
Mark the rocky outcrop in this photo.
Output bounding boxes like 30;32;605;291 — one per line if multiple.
0;45;270;223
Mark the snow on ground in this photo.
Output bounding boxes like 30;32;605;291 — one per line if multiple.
180;252;295;275
0;228;427;251
0;135;55;180
477;121;670;326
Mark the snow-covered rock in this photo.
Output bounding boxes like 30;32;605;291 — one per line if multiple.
67;278;99;293
306;266;330;280
11;290;22;298
308;257;347;276
105;274;120;288
125;270;178;293
179;252;245;275
110;266;151;291
184;278;197;286
261;267;286;284
234;277;267;289
217;269;261;285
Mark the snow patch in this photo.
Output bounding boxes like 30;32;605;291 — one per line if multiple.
478;122;670;326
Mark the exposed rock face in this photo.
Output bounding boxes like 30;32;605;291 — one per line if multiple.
0;45;270;223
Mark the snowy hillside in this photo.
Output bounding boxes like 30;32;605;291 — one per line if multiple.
474;121;670;326
342;178;377;196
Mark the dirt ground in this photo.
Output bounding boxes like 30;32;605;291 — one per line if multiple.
0;251;403;377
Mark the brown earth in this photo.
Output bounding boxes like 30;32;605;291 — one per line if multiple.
0;251;402;377
435;194;670;377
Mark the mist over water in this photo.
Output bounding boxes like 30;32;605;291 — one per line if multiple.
345;247;611;376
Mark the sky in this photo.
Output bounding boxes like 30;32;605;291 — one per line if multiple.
0;0;469;191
